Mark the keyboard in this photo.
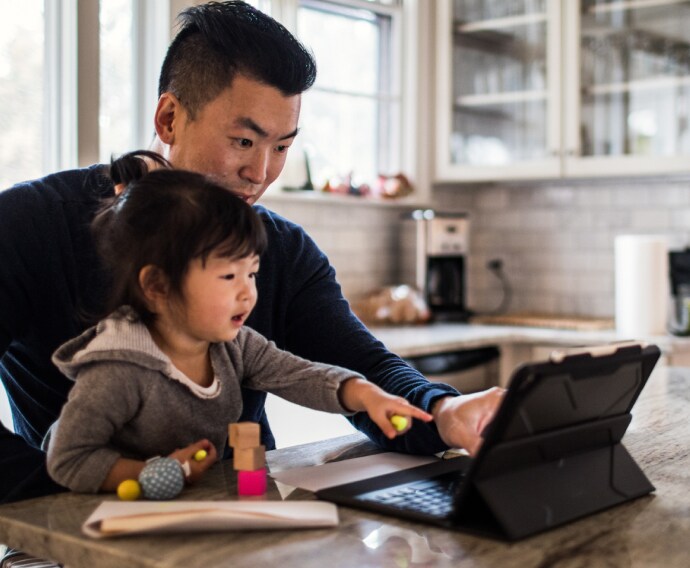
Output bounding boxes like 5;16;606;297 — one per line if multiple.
359;473;459;518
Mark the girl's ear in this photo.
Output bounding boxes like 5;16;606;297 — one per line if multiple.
139;265;170;312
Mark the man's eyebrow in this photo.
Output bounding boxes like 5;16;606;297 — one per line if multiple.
235;117;299;140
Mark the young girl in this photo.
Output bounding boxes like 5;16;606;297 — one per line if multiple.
45;150;432;494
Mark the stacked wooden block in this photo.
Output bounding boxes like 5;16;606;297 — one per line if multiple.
228;422;266;496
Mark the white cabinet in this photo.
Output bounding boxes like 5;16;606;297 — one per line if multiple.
435;0;690;182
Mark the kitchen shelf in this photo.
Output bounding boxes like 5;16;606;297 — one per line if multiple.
584;74;690;95
262;189;430;209
455;12;546;33
456;89;547;107
585;0;689;15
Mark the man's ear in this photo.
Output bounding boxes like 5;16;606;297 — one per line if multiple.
153;92;184;145
139;265;170;311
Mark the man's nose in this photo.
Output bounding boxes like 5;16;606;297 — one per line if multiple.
240;149;269;185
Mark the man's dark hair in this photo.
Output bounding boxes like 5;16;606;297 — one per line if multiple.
158;0;317;118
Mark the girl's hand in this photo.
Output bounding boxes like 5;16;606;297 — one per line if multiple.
339;378;433;439
168;439;218;484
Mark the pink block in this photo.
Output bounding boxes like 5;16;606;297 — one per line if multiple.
238;468;267;496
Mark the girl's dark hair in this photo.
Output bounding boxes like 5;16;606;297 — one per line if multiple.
159;1;317;119
95;150;267;323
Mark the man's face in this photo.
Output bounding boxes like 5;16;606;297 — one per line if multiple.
163;74;301;205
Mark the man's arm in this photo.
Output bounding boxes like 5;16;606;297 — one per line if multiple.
0;425;65;504
257;214;501;454
0;182;74;502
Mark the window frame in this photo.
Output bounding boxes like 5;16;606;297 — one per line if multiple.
41;0;170;172
291;0;403;184
16;0;429;201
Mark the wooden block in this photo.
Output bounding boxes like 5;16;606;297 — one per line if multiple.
233;445;265;471
228;422;260;448
237;468;267;496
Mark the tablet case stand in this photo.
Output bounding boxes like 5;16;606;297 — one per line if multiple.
452;413;654;540
451;344;659;541
317;342;659;542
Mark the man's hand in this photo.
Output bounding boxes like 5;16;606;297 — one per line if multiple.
432;387;505;456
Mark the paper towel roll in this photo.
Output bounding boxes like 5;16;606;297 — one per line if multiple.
614;235;669;336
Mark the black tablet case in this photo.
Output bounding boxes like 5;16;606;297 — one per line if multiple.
318;343;660;541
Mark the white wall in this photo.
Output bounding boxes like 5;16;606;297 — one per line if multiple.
262;196;416;301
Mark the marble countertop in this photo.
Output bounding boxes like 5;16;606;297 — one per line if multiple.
367;321;690;358
0;366;688;567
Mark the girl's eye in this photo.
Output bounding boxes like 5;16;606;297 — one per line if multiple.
250;271;259;279
222;274;235;280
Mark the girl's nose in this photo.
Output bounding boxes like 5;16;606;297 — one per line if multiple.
237;279;256;301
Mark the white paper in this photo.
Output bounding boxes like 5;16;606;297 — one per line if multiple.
614;235;669;336
82;500;338;538
269;452;437;492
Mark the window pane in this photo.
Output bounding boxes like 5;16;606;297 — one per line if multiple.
297;1;398;189
99;0;134;162
299;6;379;95
300;90;377;188
245;0;272;13
0;0;44;189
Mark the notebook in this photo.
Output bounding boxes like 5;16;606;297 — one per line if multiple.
317;341;660;541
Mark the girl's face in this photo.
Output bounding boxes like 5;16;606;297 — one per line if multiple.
171;252;260;345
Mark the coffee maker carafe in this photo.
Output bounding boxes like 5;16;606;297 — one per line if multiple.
669;248;690;335
414;210;470;321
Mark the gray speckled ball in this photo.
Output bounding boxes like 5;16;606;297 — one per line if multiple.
139;457;185;500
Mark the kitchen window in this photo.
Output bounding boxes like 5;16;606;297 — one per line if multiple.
0;0;45;189
0;0;408;196
99;0;135;164
0;0;168;190
293;0;403;191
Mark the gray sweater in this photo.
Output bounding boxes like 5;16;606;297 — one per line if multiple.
46;308;360;493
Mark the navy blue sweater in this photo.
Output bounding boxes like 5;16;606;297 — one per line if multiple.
0;165;459;503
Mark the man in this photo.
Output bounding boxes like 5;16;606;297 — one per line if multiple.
0;1;503;506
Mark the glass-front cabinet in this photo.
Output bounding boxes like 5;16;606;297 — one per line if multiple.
435;0;561;181
435;0;690;182
564;0;690;177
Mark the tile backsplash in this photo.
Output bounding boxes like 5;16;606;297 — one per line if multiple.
263;178;690;318
262;196;411;300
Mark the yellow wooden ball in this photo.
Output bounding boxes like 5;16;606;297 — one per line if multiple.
193;449;208;462
117;479;141;501
390;415;409;432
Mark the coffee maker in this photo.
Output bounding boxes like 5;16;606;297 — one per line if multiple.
413;210;470;321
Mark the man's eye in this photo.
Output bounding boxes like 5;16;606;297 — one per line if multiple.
238;139;252;148
276;145;289;153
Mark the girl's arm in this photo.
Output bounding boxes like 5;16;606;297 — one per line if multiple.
100;439;217;491
338;378;433;440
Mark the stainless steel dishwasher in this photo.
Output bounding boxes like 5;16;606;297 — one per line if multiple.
403;346;500;393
